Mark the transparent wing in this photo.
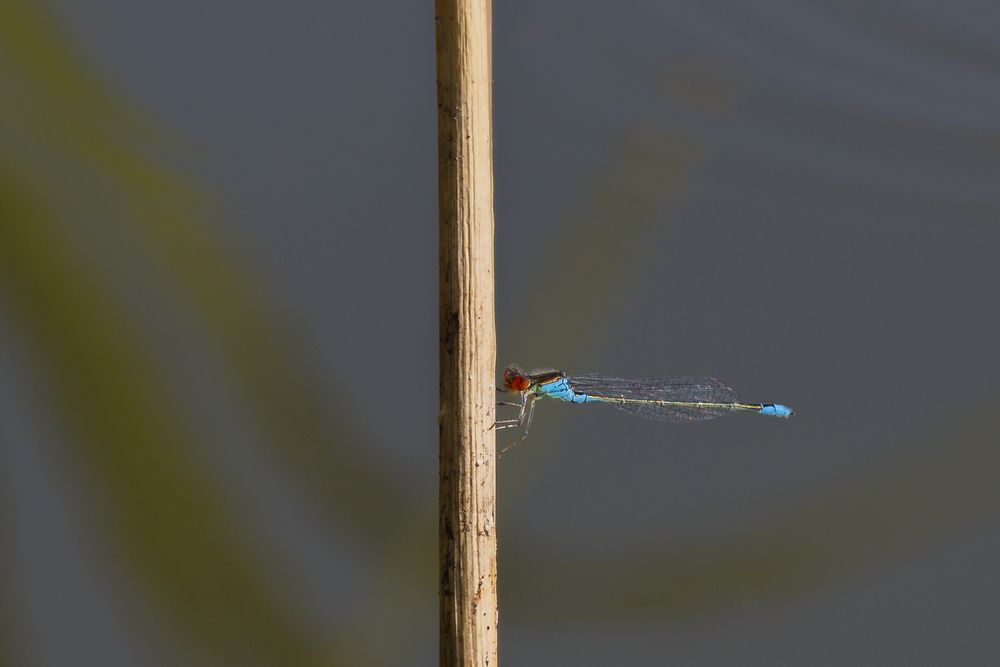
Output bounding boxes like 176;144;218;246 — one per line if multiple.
567;374;745;422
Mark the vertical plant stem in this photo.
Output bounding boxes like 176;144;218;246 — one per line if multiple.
436;0;498;664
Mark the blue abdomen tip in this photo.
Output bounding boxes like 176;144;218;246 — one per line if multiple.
761;404;794;418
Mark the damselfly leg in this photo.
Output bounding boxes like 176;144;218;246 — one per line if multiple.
499;395;537;456
490;391;525;431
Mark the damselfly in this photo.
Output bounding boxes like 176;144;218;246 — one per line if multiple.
495;365;793;455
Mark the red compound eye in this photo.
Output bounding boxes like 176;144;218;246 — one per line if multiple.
510;375;530;392
503;366;530;392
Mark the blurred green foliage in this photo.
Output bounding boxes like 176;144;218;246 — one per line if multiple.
0;2;381;663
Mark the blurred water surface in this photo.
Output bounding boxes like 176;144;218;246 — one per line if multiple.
2;1;999;665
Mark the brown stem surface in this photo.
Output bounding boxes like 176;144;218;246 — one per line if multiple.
436;0;497;664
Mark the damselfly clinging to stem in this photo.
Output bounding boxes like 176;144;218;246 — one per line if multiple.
494;365;793;455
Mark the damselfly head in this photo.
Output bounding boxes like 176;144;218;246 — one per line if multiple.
503;365;531;392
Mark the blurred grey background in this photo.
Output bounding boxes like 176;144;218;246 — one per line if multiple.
2;1;999;665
